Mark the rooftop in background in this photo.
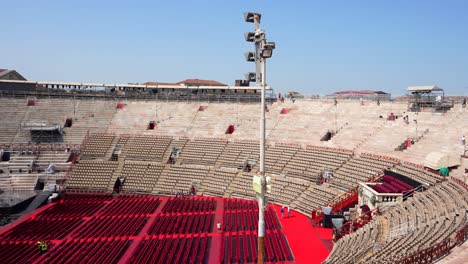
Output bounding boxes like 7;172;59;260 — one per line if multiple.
407;86;443;92
328;90;391;100
0;79;267;90
144;79;228;87
0;69;26;81
176;79;228;86
332;90;389;95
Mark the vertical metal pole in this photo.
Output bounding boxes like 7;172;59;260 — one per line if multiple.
415;121;418;139
258;56;267;264
334;104;338;133
252;13;266;264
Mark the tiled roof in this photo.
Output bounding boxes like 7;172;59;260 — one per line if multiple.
177;79;227;86
144;79;227;86
0;69;27;80
333;90;387;95
0;69;11;77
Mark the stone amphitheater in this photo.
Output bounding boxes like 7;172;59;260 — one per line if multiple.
0;96;467;263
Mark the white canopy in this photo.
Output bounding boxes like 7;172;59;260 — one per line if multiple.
407;86;443;92
424;152;460;169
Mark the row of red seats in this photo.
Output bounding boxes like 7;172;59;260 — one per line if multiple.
130;235;209;264
0;242;44;263
37;201;105;219
223;206;281;232
148;213;214;235
100;196;161;216
224;198;257;211
270;230;292;261
221;231;291;263
42;239;129;264
62;193;112;202
384;175;413;191
161;197;216;213
373;176;414;194
73;215;148;238
0;218;83;242
372;184;396;193
224;210;258;232
222;232;257;263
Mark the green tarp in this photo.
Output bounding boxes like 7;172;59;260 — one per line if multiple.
439;167;449;176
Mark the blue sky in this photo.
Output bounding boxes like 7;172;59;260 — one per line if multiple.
2;0;468;95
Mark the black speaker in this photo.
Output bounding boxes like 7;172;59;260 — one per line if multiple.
323;215;334;228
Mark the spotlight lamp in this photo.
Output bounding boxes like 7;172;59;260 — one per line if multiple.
260;42;276;58
263;42;276;50
244;52;256;62
260;49;272;58
244;12;262;23
245;72;256;82
244;32;255;42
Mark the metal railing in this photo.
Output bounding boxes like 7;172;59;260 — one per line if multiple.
0;89;277;103
334;207;381;241
398;223;467;264
396;178;468;263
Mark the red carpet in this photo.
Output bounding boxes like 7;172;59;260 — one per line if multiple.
273;205;333;264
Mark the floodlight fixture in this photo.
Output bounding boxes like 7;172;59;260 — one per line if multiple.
244;52;256;62
260;49;272;58
244;32;255;42
263;42;275;50
245;72;256;82
244;12;261;23
260;42;276;58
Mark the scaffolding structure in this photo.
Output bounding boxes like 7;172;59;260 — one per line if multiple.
21;121;64;143
407;86;453;112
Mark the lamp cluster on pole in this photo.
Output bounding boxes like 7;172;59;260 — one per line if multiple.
243;11;275;264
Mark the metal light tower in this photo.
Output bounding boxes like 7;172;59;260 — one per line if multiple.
244;12;275;264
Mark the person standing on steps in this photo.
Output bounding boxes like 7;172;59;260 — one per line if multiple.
280;206;285;218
